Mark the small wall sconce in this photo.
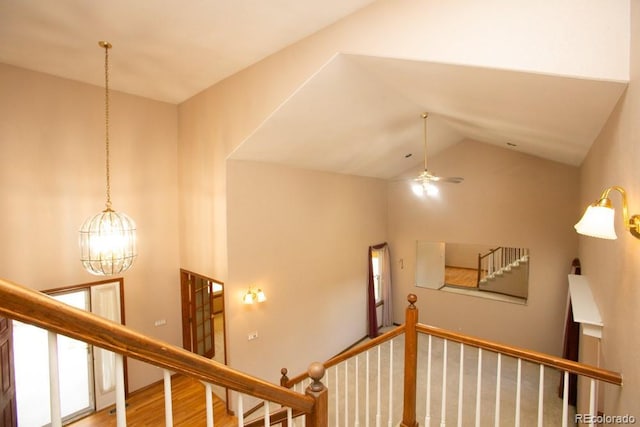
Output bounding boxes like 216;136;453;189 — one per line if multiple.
242;288;267;305
574;185;640;240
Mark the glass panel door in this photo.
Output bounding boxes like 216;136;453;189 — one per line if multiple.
193;277;215;358
13;289;94;425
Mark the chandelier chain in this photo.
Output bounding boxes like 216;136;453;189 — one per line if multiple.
103;41;112;211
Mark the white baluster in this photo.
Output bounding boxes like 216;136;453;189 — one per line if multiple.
425;335;432;427
264;401;270;427
163;370;173;427
515;358;522;427
494;354;501;427
366;350;370;427
47;332;62;427
475;349;482;427
355;355;360;427
376;345;381;427
457;344;464;427
287;407;293;426
205;383;213;427
237;393;244;426
115;353;127;427
335;365;340;427
345;360;349;427
325;365;329;392
441;339;448;427
537;365;544;427
561;371;569;427
589;379;596;427
388;339;394;427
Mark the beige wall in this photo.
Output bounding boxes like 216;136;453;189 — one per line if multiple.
0;64;181;392
575;1;640;414
177;0;624;375
387;141;579;354
0;0;631;400
178;0;626;282
226;160;387;382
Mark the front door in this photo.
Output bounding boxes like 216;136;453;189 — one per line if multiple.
0;316;17;426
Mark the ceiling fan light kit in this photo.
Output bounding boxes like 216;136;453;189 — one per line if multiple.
411;112;463;197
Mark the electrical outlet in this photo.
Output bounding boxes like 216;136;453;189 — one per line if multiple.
154;319;167;327
248;331;258;341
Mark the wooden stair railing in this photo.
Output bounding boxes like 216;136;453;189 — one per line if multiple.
275;294;622;427
414;323;622;386
0;278;328;426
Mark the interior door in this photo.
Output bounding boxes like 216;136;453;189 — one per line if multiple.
180;270;216;358
0;317;16;427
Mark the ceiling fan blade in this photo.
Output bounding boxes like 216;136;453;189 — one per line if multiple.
413;113;465;186
438;176;464;183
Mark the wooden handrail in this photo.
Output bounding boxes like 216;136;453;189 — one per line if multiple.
283;325;405;387
416;323;622;385
0;278;315;413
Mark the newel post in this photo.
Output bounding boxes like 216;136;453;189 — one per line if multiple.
305;362;328;427
401;294;419;427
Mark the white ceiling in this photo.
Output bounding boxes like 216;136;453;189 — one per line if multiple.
0;1;628;179
0;0;376;103
230;54;627;178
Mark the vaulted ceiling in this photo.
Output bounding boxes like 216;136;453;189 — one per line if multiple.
0;1;628;179
230;54;627;179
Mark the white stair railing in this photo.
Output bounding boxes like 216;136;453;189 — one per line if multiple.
416;323;621;427
278;294;621;427
478;246;530;285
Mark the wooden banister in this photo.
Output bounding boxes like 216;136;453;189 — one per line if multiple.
400;294;418;427
415;323;622;385
304;363;328;427
0;278;315;413
282;325;405;387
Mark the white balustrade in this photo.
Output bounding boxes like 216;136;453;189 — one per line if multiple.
440;339;447;427
47;331;62;427
163;369;173;427
537;365;544;427
425;335;432;427
495;353;501;427
515;358;522;427
205;382;213;427
457;344;464;427
387;339;394;427
475;349;482;427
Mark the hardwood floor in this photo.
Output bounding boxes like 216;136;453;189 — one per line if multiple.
70;374;236;426
444;266;479;288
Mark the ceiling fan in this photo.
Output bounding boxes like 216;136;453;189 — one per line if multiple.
411;112;463;196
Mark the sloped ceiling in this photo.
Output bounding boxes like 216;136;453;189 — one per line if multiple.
0;0;376;103
0;2;628;179
230;54;627;179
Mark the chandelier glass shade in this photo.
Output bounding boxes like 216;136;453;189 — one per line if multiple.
80;209;137;275
79;41;137;276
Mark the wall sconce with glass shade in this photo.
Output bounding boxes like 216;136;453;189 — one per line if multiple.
79;41;137;275
242;288;267;305
574;186;640;240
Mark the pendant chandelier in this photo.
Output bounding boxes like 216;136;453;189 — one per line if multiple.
79;41;137;276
